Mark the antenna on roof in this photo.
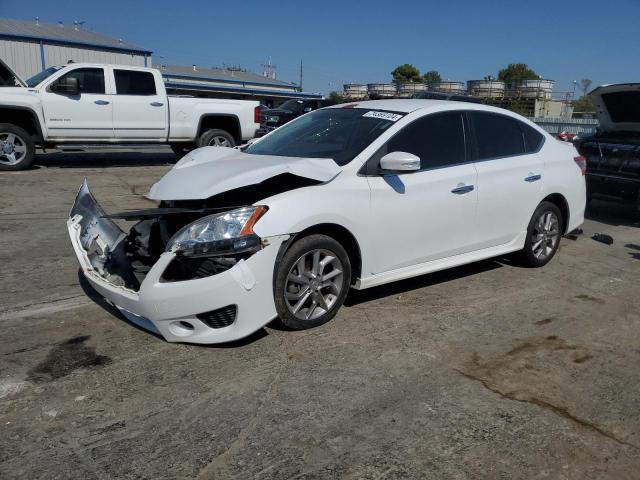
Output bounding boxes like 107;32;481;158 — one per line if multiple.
262;57;277;80
35;17;40;26
58;21;63;27
73;20;86;31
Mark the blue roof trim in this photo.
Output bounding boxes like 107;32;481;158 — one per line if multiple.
162;72;298;90
0;32;152;55
164;81;323;99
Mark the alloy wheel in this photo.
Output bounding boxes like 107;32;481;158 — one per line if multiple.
531;211;560;260
0;133;27;165
284;249;344;321
208;135;232;147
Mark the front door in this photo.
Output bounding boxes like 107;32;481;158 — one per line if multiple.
365;111;479;275
41;67;113;140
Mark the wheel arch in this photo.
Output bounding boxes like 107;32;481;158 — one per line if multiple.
541;193;570;234
196;114;241;144
276;223;362;285
0;106;44;144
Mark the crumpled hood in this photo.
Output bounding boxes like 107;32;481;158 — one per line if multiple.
148;147;341;200
588;83;640;133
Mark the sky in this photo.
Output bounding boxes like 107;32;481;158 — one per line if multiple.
4;0;640;96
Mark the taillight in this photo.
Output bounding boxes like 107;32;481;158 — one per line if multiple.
254;105;261;124
573;156;587;176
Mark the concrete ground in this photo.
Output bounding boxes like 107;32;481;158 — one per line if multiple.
1;148;640;479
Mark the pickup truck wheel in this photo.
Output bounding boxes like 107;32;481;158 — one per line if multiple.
198;129;236;148
0;124;35;171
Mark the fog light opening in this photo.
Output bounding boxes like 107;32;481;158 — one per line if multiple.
169;320;195;336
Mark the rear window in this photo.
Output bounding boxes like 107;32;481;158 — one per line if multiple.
471;112;525;160
114;70;157;95
521;123;544;152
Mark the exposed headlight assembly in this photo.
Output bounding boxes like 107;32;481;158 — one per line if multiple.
166;206;267;257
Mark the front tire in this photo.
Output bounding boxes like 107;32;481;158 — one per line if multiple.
519;201;563;267
274;234;351;330
0;124;35;171
197;129;236;148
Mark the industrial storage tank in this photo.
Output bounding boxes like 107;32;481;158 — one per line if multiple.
343;84;368;100
397;82;427;97
516;79;554;99
367;83;397;98
467;80;505;98
431;81;465;94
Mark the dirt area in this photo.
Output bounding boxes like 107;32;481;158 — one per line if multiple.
1;149;639;479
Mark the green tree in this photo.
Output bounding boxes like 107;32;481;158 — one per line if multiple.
326;91;345;104
497;63;539;84
572;95;596;112
422;70;442;84
391;64;421;84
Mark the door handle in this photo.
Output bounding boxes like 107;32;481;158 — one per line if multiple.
150;102;164;107
524;174;542;182
451;184;474;195
94;100;110;105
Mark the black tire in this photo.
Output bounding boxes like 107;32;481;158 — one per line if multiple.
197;129;236;148
170;143;195;157
519;201;563;267
274;234;351;330
0;123;35;171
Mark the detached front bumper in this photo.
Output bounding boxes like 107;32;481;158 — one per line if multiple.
67;181;284;344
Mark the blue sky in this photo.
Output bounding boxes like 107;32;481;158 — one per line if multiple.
6;0;640;95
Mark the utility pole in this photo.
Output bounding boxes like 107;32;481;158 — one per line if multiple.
299;59;303;91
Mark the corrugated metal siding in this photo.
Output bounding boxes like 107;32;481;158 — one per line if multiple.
43;44;146;71
0;38;148;80
530;117;599;136
0;38;41;79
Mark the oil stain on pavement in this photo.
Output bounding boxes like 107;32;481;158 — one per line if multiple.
27;335;111;383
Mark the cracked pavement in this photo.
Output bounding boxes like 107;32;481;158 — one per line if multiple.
1;148;640;479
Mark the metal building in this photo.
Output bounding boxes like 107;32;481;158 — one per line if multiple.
0;18;151;81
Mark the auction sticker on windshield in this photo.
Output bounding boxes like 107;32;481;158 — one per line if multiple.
362;111;403;122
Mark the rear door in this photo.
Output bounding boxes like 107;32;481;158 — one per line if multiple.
41;67;113;139
470;111;545;248
111;68;168;140
365;111;479;274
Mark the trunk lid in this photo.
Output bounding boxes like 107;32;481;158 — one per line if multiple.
588;83;640;133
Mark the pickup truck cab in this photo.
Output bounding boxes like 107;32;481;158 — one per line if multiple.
0;61;261;170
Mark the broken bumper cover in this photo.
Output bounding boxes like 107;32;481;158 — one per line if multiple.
67;181;283;344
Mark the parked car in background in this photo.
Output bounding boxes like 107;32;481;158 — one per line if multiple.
576;83;640;209
68;99;585;344
0;62;261;170
258;98;331;135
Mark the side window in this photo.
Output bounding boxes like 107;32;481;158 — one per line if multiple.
58;68;105;94
386;112;466;170
471;112;525;160
520;122;544;153
114;70;157;95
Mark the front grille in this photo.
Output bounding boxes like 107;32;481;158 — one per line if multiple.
197;305;237;329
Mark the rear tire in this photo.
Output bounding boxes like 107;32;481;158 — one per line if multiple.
274;234;351;330
197;129;235;148
519;201;563;267
0;123;35;171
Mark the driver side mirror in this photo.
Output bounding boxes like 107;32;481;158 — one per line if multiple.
51;76;79;95
379;151;420;172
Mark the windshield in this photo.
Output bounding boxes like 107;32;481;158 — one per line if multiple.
244;108;403;166
25;66;62;88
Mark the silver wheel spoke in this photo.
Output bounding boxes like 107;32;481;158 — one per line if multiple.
315;293;329;312
5;133;16;145
292;291;311;314
321;268;341;282
288;273;309;285
312;251;320;276
305;301;318;320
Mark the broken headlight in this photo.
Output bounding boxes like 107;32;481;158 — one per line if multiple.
165;206;266;257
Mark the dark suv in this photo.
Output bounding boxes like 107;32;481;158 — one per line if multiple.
258;98;330;135
576;84;640;210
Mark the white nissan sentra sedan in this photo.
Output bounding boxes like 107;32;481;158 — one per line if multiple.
68;99;586;344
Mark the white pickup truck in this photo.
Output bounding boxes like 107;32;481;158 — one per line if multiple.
0;60;261;170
